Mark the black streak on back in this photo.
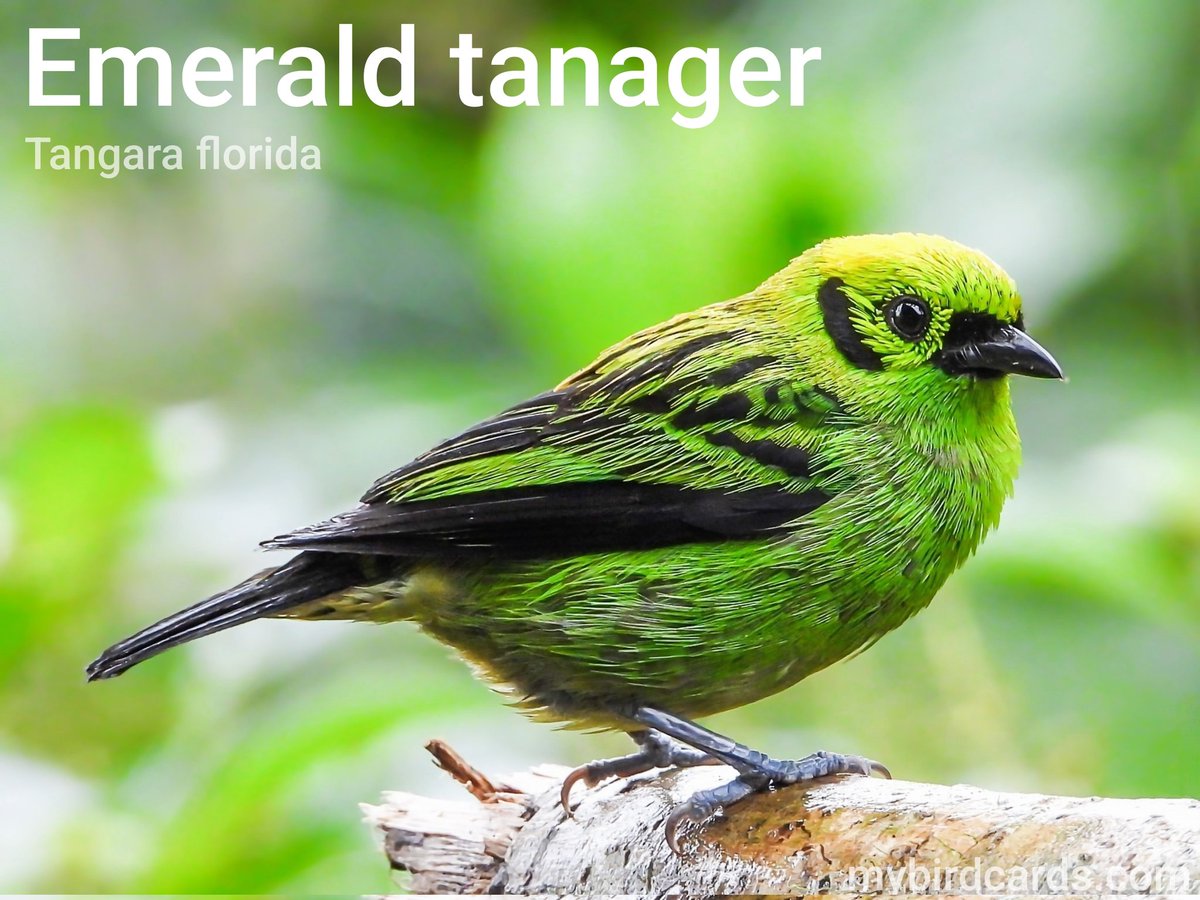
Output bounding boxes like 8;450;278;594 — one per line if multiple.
706;355;776;387
671;393;753;428
588;332;731;399
705;432;812;479
360;390;571;502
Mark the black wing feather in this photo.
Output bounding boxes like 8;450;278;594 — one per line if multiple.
268;339;845;561
265;481;829;559
360;390;568;503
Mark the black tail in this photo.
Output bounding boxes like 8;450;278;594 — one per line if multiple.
86;552;362;681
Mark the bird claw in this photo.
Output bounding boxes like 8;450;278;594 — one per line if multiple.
662;773;759;855
559;762;602;815
852;755;892;780
825;752;891;780
560;731;719;817
663;802;700;856
660;750;892;855
561;722;892;852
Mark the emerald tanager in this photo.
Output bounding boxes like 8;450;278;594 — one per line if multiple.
88;233;1064;848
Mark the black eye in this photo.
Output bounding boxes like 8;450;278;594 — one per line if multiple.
885;296;931;341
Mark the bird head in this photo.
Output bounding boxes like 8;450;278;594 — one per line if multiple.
789;233;1063;382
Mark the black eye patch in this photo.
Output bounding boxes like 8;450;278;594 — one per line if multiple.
940;311;1007;349
818;278;884;371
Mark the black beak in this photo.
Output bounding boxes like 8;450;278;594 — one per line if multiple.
938;324;1065;380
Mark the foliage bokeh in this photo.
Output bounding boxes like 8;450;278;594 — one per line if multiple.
1;0;1198;892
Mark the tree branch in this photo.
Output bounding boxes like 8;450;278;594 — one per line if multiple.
362;744;1200;895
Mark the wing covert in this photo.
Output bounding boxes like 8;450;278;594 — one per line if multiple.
266;328;856;560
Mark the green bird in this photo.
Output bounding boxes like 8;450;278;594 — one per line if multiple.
87;233;1063;849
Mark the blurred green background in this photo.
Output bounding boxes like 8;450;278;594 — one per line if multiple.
2;0;1198;892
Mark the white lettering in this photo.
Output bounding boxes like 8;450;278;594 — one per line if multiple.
29;28;80;106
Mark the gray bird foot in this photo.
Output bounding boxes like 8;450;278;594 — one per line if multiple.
662;749;891;854
626;705;891;854
560;729;718;813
